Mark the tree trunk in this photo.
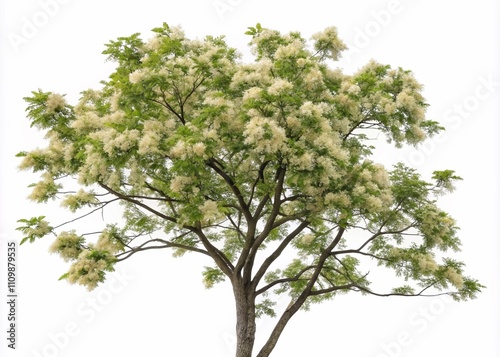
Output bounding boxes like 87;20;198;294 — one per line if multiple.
233;281;257;357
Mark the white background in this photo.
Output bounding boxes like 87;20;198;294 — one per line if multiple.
1;0;499;356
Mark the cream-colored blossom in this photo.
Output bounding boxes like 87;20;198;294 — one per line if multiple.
311;26;346;60
45;93;66;114
332;118;350;134
303;69;323;90
90;128;139;156
170;175;192;193
364;195;383;212
78;146;109;185
192;142;206;157
296;58;308;67
372;164;390;187
395;90;416;109
199;200;223;224
95;229;124;253
353;185;366;196
300;233;315;245
324;192;351;207
359;169;372;181
444;267;464;289
18;148;44;171
244;116;287;154
66;249;110;291
230;59;272;89
341;82;361;96
145;36;162;51
138;131;161;155
106;110;126;125
71;111;103;133
203;93;230;107
49;231;84;261
267;78;293;96
170;140;188;159
285;116;301;132
410;124;426;141
107;171;122;190
61;189;97;212
129;69;149;84
28;173;58;202
110;91;121;112
417;254;439;273
289;152;315;171
299;101;324;117
274;39;303;60
243;87;263;102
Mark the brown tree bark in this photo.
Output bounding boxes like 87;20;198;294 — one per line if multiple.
233;279;257;357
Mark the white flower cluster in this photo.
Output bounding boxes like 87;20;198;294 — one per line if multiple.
23;219;52;239
324;192;351;207
60;189;97;212
95;229;124;254
27;172;59;202
71;111;104;133
45;93;66;114
300;233;315;245
303;68;324;90
89;128;140;156
44;131;74;166
443;267;464;289
49;231;84;261
418;205;456;248
311;26;347;60
198;200;223;224
267;78;293;96
274;39;304;60
242;87;263;102
170;175;192;193
288;152;315;171
231;59;273;89
169;140;207;159
299;101;325;118
144;35;162;51
67;250;110;291
137;119;174;155
129;68;149;84
244;115;288;155
340;81;361;96
416;253;439;273
78;146;109;185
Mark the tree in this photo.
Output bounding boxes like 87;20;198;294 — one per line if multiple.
17;23;483;357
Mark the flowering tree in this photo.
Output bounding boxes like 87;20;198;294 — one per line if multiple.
17;23;482;357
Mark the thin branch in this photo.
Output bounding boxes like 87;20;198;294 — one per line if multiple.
52;199;120;230
352;284;451;298
248;160;270;208
98;182;182;226
115;237;209;262
331;250;392;262
205;158;252;222
255;264;316;296
194;228;234;277
308;282;357;296
252;220;310;291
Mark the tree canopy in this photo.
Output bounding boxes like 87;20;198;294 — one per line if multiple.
17;23;483;357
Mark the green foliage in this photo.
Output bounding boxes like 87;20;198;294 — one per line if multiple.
255;298;277;318
16;216;53;245
17;22;481;310
202;266;226;288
